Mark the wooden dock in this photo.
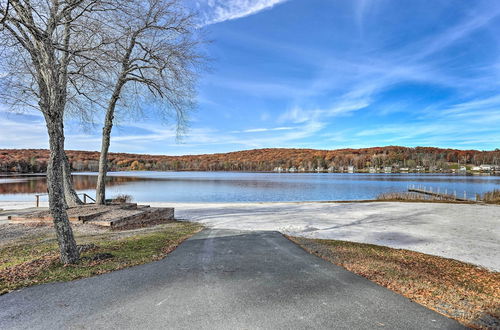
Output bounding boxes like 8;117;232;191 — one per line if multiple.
407;187;470;202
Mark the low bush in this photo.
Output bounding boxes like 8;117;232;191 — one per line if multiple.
480;189;500;204
112;194;133;203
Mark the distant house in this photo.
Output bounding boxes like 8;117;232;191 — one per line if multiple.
288;167;297;173
472;166;481;172
459;166;467;172
327;166;335;173
416;166;425;172
399;167;409;172
384;166;392;173
347;166;355;173
273;167;284;173
479;164;493;172
368;167;377;173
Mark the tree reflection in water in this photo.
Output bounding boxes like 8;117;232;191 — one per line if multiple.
0;175;144;194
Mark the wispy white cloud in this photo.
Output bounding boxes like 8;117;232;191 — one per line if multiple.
353;120;500;148
199;0;288;26
279;106;311;124
409;5;500;61
229;120;325;148
441;95;500;116
233;126;294;133
206;77;308;99
0;115;47;149
279;97;370;125
256;1;500;128
353;0;382;34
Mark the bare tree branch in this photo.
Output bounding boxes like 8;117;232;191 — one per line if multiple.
0;0;116;263
94;0;209;204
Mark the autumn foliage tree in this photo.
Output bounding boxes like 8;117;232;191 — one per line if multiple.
2;147;499;174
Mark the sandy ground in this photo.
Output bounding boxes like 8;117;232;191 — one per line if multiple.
156;201;500;272
1;201;499;271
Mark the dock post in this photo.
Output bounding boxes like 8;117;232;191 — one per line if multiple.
35;195;39;208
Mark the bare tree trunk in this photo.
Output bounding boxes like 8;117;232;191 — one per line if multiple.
95;108;115;204
96;81;124;205
95;128;111;205
63;153;83;207
45;114;80;264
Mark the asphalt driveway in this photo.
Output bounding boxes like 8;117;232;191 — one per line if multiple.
0;229;465;329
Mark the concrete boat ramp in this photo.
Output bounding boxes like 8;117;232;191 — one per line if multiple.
1;201;499;270
164;201;500;272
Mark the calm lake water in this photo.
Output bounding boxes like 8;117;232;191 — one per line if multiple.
0;171;499;203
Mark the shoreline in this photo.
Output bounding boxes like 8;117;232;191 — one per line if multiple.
0;197;486;208
2;170;500;175
1;200;499;272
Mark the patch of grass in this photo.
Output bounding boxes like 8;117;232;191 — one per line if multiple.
0;222;202;294
376;192;473;203
480;189;500;204
288;236;500;329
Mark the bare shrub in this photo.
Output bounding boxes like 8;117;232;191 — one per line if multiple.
480;189;500;204
377;192;436;201
112;194;133;204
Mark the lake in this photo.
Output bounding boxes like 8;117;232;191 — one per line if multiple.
0;171;499;203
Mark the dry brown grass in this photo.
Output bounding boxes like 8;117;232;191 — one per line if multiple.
288;236;500;329
480;189;500;204
112;194;133;203
378;192;432;201
377;191;465;202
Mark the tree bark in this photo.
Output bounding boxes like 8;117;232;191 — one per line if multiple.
96;80;125;205
63;153;83;207
45;114;80;264
95;109;114;205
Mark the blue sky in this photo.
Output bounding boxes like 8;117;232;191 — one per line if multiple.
1;0;500;154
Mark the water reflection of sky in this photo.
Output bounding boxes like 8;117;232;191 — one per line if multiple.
0;171;498;202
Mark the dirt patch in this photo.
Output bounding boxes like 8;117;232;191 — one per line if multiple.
0;223;53;247
0;222;110;247
91;209;143;221
16;203;138;220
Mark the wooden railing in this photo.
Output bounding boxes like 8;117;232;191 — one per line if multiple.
35;193;96;207
407;184;471;201
81;193;96;204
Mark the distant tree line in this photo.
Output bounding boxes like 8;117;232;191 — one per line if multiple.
2;147;499;173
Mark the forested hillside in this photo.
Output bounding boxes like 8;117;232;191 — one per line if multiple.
1;147;499;173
